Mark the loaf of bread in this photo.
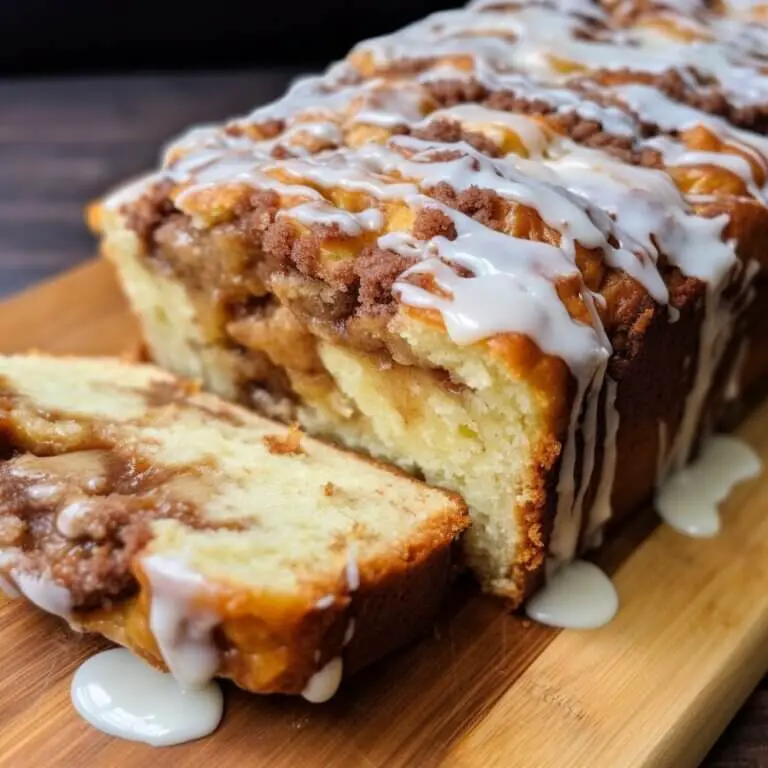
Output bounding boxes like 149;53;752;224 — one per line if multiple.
0;355;467;696
92;0;768;604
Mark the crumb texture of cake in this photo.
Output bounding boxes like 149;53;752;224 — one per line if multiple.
94;0;768;603
0;354;467;696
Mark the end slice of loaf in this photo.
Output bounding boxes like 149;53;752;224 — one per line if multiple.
0;354;467;697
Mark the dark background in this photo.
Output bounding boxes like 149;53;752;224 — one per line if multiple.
0;1;461;76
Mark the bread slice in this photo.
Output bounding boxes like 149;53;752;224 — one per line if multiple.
0;355;467;697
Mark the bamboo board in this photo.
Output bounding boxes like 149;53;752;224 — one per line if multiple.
0;260;766;768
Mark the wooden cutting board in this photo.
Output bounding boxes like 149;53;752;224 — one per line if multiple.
1;260;767;768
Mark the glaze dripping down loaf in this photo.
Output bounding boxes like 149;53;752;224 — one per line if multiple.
0;355;467;695
93;0;768;603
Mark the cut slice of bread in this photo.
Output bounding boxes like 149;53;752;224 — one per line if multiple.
0;354;467;698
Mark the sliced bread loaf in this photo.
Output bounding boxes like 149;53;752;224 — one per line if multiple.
0;354;467;698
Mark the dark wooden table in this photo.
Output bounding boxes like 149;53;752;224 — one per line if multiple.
0;72;766;766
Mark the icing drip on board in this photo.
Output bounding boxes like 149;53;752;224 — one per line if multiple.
72;648;223;747
655;435;762;537
525;559;619;629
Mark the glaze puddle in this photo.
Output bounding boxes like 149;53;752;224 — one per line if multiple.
71;648;223;747
656;435;762;538
525;559;619;629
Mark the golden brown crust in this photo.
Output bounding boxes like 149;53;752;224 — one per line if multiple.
75;524;458;694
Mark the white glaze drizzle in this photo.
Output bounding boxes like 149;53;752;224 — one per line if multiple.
513;142;735;295
71;648;224;747
12;571;72;618
389;202;609;364
142;555;220;688
663;260;750;477
314;594;336;610
655;434;762;537
422;104;551;157
426;63;639;137
343;618;356;646
355;3;768;107
56;498;98;539
651;140;758;188
585;377;620;547
470;0;608;18
26;483;65;503
345;547;360;591
303;553;359;703
301;657;344;703
156;75;431;171
281;202;384;235
245;74;427;130
548;364;607;567
610;83;768;169
362;136;660;287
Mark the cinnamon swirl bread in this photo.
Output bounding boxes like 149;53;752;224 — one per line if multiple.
92;0;768;603
0;354;467;696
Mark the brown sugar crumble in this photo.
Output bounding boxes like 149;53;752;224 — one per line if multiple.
0;447;208;608
411;208;459;241
262;423;305;455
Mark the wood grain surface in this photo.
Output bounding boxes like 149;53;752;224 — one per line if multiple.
0;72;766;767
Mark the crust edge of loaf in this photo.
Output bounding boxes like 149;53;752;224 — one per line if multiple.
70;524;462;695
